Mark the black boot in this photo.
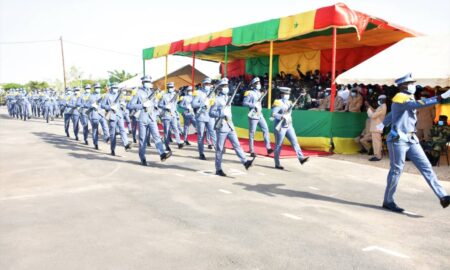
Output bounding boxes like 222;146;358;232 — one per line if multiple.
440;196;450;208
184;140;191;146
111;150;115;156
84;140;88;145
140;159;147;166
199;154;206;160
244;157;255;170
216;170;227;177
300;157;309;165
125;143;132;151
166;145;172;152
94;144;98;150
267;148;274;155
275;165;284;170
250;152;256;158
160;151;172;162
382;202;404;213
208;144;213;150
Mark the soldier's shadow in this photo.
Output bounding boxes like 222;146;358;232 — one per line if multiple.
233;182;424;218
32;131;198;173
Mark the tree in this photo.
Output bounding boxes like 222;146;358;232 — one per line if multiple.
25;81;49;90
67;65;84;88
2;83;24;90
107;69;137;84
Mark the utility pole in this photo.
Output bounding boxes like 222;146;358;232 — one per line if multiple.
60;36;67;90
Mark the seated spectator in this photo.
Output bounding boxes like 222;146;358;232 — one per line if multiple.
366;95;387;161
334;93;345;112
416;90;436;141
421;115;450;166
355;118;372;154
345;87;363;112
295;88;312;110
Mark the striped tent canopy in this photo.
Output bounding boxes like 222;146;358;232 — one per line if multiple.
142;3;417;63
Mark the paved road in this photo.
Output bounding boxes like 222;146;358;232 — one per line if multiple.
0;108;449;270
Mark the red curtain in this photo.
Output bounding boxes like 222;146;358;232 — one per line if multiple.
320;44;392;74
220;59;246;78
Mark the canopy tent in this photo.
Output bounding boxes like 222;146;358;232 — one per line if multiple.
141;3;418;154
336;35;450;87
118;64;209;89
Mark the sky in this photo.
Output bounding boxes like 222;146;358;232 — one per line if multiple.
1;0;449;86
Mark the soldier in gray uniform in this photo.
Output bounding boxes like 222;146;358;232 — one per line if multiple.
209;78;254;176
67;87;81;140
87;83;110;150
179;86;197;145
271;87;309;170
158;82;184;151
379;73;450;212
101;83;132;156
192;78;217;160
78;85;91;145
127;76;171;165
243;77;273;157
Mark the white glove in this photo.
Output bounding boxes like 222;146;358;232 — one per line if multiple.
111;104;119;112
224;106;232;118
441;89;450;99
92;103;98;110
376;123;384;131
143;100;151;108
165;104;171;110
283;114;292;124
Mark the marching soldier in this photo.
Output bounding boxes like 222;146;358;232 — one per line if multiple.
87;83;110;150
179;86;197;145
158;82;184;151
67;87;81;140
242;77;273;157
271;87;309;170
127;76;171;165
62;88;73;137
209;78;254;177
379;73;450;212
192;78;217;160
101;83;132;156
77;85;92;145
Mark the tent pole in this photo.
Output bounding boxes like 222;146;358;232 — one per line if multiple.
192;52;196;89
268;40;274;109
330;27;337;112
142;59;146;77
164;55;168;90
224;45;228;78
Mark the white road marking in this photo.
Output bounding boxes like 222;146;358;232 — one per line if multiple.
282;213;303;220
309;186;320;191
175;173;185;177
362;246;410;259
402;210;421;217
229;169;246;176
327;193;339;197
197;170;217;177
219;189;232;194
257;172;266;176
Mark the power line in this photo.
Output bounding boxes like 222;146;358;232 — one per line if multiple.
0;39;59;45
64;40;140;58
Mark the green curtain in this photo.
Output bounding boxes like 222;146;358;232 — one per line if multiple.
245;56;279;77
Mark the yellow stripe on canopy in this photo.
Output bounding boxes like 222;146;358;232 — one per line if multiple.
278;10;316;40
184;29;232;45
279;51;321;75
153;44;171;58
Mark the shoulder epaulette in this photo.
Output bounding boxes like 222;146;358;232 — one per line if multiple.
273;99;283;107
392;93;413;104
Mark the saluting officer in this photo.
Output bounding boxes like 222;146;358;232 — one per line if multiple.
271;87;309;170
209;78;254;177
379;73;450;212
242;77;273;157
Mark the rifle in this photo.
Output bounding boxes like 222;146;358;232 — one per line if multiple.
135;88;159;119
214;82;241;130
105;89;123;121
163;90;180;117
247;90;267;118
196;83;221;115
275;94;302;132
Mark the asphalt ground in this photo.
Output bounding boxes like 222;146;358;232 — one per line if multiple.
0;107;449;270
